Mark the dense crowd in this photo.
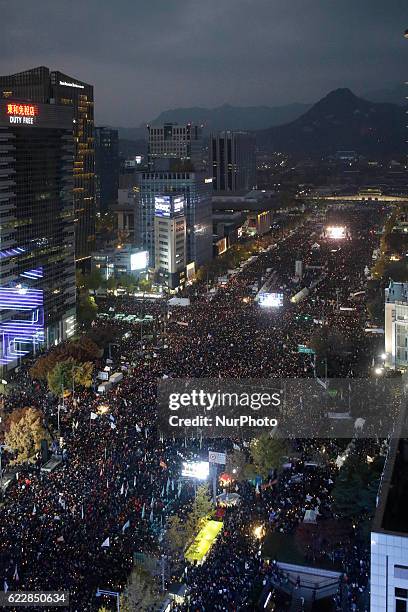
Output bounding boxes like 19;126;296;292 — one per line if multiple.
0;204;386;611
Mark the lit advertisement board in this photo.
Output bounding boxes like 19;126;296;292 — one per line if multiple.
173;196;184;215
6;102;38;126
259;292;283;308
0;100;72;130
181;461;210;480
130;251;149;271
155;195;185;218
155;196;171;218
326;226;346;240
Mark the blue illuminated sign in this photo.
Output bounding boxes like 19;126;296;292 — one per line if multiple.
0;287;44;365
155;196;171;218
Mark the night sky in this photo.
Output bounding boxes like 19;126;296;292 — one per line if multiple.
1;0;407;125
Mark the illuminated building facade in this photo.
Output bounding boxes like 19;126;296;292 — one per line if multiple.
0;66;96;263
137;171;212;268
0;98;75;368
154;195;187;288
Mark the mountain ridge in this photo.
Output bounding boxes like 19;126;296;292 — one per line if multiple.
115;102;311;140
255;88;406;157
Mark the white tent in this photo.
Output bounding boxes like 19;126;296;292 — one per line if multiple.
168;297;190;307
327;412;352;420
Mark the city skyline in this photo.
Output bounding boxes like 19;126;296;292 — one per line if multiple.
1;0;406;125
1;4;407;610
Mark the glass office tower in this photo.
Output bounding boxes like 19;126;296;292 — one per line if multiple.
0;98;75;368
0;66;95;264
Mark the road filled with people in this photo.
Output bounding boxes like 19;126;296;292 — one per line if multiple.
0;203;387;611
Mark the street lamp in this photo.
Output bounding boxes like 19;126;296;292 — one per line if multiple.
374;367;383;376
96;589;120;612
253;525;265;539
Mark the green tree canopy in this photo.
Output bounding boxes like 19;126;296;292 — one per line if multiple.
225;448;250;481
332;453;384;519
47;359;93;396
248;434;288;479
78;295;98;325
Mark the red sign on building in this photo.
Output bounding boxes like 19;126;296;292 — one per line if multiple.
6;103;38;117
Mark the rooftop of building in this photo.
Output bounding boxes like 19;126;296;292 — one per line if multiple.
212;192;280;212
385;280;408;303
373;436;408;536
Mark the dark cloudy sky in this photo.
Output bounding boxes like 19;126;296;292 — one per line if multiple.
1;0;407;125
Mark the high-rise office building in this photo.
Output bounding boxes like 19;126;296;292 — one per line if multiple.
210;130;256;192
137;170;212;269
0;98;76;367
154;195;186;288
115;186;139;245
148;123;204;169
95;127;119;214
0;66;96;263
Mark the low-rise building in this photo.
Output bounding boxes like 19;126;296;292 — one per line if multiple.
92;244;149;280
371;435;408;612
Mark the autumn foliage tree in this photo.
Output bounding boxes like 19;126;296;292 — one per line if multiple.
166;484;213;559
29;335;102;381
4;407;49;464
47;359;93;396
120;566;161;612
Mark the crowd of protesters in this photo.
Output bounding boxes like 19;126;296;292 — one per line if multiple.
0;204;386;611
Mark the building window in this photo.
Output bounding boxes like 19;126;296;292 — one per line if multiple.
396;588;408;612
395;567;408;580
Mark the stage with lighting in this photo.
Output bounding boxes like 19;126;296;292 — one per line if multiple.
324;226;348;240
258;292;284;308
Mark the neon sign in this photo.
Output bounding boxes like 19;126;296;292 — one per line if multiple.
0;287;44;365
7;103;37;117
